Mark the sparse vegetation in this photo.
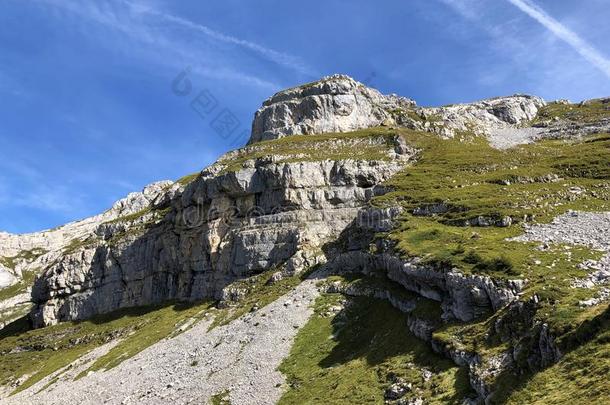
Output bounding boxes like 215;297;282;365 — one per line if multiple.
177;172;201;186
0;268;38;303
103;205;172;227
62;236;98;255
210;390;231;405
0;248;47;270
0;248;47;303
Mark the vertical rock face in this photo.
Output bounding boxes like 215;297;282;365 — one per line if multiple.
30;136;414;327
249;74;416;143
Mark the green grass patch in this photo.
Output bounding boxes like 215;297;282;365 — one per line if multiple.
278;294;474;404
210;390;231;405
62;237;98;255
218;128;400;174
533;100;610;124
177;172;201;186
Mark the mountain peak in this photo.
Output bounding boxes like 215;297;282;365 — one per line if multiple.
249;74;415;144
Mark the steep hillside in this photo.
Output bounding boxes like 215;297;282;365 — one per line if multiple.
1;75;609;404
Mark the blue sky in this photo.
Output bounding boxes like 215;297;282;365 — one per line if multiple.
1;0;609;234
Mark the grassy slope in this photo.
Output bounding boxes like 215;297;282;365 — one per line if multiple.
0;301;211;394
374;131;609;333
279;294;473;404
218;128;398;173
533;100;610;124
367;129;610;402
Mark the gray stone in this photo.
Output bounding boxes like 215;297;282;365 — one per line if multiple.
30;137;413;327
249;74;415;144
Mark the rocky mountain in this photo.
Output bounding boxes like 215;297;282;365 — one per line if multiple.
1;75;609;405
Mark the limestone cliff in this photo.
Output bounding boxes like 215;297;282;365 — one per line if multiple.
30;133;413;327
0;181;176;327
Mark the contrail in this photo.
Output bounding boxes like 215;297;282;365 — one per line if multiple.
134;4;316;77
507;0;610;78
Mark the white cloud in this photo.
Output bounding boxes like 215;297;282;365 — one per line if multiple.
34;0;315;89
507;0;610;78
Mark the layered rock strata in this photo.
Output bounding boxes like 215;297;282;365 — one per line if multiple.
31;136;413;327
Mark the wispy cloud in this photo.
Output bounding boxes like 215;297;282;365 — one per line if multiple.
436;0;610;100
131;2;316;77
507;0;610;78
34;0;315;89
437;0;542;75
11;185;86;214
439;0;480;20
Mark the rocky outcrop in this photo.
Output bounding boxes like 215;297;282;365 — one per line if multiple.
247;74;607;151
330;251;524;322
421;95;546;138
323;252;566;403
249;74;415;143
30;137;414;327
0;181;179;331
323;278;418;315
534;117;610;140
249;74;547;147
0;181;177;281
